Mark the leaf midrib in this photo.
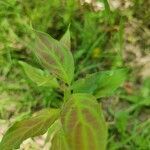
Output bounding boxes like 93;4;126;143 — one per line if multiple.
37;35;70;84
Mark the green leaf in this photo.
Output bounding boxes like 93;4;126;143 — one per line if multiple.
60;27;71;51
46;119;61;143
32;29;74;84
19;61;59;88
61;93;108;150
0;109;60;150
115;111;129;134
47;120;61;138
72;69;127;98
51;126;69;150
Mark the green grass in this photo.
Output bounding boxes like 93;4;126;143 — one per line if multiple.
0;0;149;149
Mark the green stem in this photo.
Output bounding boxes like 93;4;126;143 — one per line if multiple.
63;86;71;102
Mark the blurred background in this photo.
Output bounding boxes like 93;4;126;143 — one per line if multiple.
0;0;149;149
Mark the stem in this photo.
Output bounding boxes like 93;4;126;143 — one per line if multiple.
63;86;71;102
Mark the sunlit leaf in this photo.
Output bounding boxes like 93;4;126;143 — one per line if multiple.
0;109;60;150
51;126;69;150
19;61;59;88
73;69;127;98
60;27;71;51
32;30;74;84
47;120;61;138
61;93;108;150
46;119;61;143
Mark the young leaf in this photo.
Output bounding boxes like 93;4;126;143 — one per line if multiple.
61;93;108;150
72;69;127;98
32;30;74;85
60;27;71;51
0;109;60;150
19;61;59;88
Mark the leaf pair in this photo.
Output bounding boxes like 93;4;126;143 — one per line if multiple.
19;28;74;88
32;28;74;85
